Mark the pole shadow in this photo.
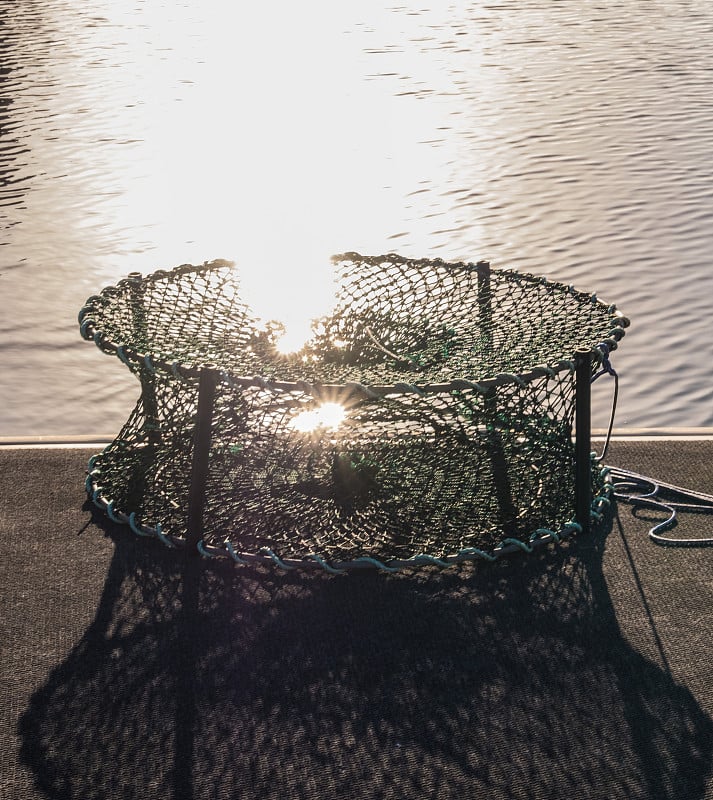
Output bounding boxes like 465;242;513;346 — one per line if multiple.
19;503;713;800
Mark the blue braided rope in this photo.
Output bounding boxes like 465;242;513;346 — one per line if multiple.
498;537;534;554
129;512;154;538
105;501;122;524
154;523;176;549
348;556;400;573
307;553;347;575
259;547;297;570
197;541;215;558
225;541;249;565
531;527;560;544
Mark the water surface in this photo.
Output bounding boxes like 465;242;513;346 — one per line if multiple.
2;1;713;436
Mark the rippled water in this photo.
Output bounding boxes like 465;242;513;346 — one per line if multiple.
2;1;713;437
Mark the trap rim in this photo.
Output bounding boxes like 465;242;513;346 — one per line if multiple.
85;463;615;574
79;254;630;399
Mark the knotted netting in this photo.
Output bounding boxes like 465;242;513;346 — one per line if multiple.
79;253;628;572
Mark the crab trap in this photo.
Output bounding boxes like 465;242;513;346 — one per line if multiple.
79;253;629;572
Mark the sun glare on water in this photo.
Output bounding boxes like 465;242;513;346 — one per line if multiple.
235;248;337;356
289;402;347;433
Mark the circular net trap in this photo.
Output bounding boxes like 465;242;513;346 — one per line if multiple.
79;253;629;572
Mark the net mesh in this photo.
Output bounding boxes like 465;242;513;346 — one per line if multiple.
80;254;628;570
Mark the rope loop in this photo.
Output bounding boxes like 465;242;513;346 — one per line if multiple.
105;501;122;524
592;342;617;381
591;345;620;462
91;487;105;510
77;297;102;323
225;541;249;565
608;466;713;547
79;318;95;340
498;537;534;554
259;547;297;570
116;346;132;368
350;556;400;572
154;523;176;548
84;473;94;493
308;553;347;574
197;540;216;558
530;527;560;544
456;547;498;563
129;512;149;537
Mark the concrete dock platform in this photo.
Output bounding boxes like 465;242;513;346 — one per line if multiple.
1;442;712;799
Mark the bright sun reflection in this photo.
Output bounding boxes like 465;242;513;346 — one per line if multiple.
274;320;315;355
289;402;346;433
235;249;337;356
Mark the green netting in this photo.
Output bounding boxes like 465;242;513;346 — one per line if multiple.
79;253;629;571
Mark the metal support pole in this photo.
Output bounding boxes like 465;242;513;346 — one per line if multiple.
477;261;517;533
128;272;161;449
124;272;162;509
478;261;496;421
186;366;218;550
574;349;592;536
476;260;492;336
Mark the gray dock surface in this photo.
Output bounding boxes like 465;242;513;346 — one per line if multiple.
2;442;712;799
